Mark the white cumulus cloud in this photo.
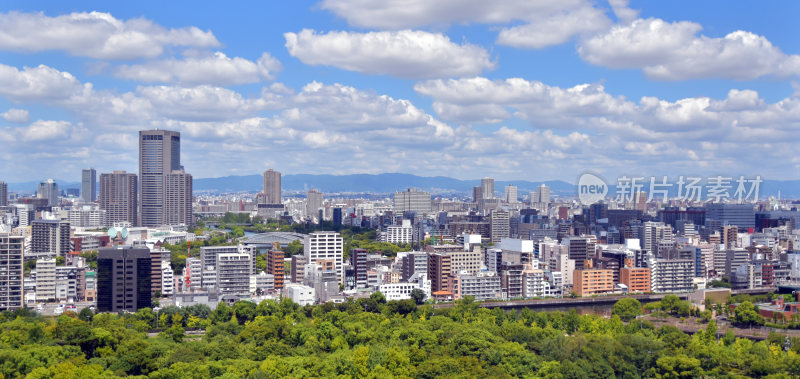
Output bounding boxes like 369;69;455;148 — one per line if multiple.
579;18;800;80
0;11;219;59
115;52;282;85
285;29;495;79
1;108;30;123
319;0;584;29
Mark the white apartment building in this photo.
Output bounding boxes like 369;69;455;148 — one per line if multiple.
35;258;56;301
304;231;344;284
379;273;431;301
216;253;252;295
381;219;413;244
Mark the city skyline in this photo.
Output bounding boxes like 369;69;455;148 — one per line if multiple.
0;2;799;182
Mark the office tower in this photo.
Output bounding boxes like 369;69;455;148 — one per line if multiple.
351;248;368;288
37;179;58;207
266;249;285;290
504;184;518;203
304;232;343;284
263;169;282;204
99;171;138;226
97;247;152;312
305;189;323;219
81;168;96;203
333;208;343;225
490;210;510;243
163;169;193;226
139;129;181;227
705;203;755;229
563;236;591;271
31;220;70;258
0;181;7;206
35;258;56;301
481;178;495;199
534;184;550;204
473;186;483;203
393;188;432;214
216;253;252;295
0;234;23;310
428;253;451;292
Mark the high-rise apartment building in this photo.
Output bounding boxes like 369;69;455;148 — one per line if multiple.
0;181;7;206
35;258;56;301
304;232;343;284
216;253;252;295
97;247;152;312
504;184;518;203
306;189;324;219
81;168;96;203
428;253;451;293
490;210;510;243
473;186;483;203
351;248;368;288
31;220;70;258
99;171;138;226
139;129;181;227
263;169;281;204
393;188;431;214
534;184;550;204
0;234;23;310
481;178;495;199
37;179;58;207
266;249;285;290
164;169;193;226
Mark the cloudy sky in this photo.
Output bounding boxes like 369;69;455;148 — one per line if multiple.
0;1;799;183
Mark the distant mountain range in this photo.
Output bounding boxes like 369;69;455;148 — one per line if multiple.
192;173;575;196
6;173;800;199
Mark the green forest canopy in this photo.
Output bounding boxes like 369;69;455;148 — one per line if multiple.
1;297;800;378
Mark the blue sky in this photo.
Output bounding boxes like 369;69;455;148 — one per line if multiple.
0;0;799;183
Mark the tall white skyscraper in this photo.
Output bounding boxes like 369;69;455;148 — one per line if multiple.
263;169;282;204
481;177;495;199
37;179;58;207
306;189;323;220
139;129;182;227
504;184;518;203
81;168;96;203
535;184;551;204
99;171;138;226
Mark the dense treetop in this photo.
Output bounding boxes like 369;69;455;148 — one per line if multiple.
2;296;800;378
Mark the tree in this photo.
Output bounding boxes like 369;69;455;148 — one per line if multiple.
732;301;764;327
284;240;303;257
410;288;426;305
370;291;386;305
613;298;643;322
